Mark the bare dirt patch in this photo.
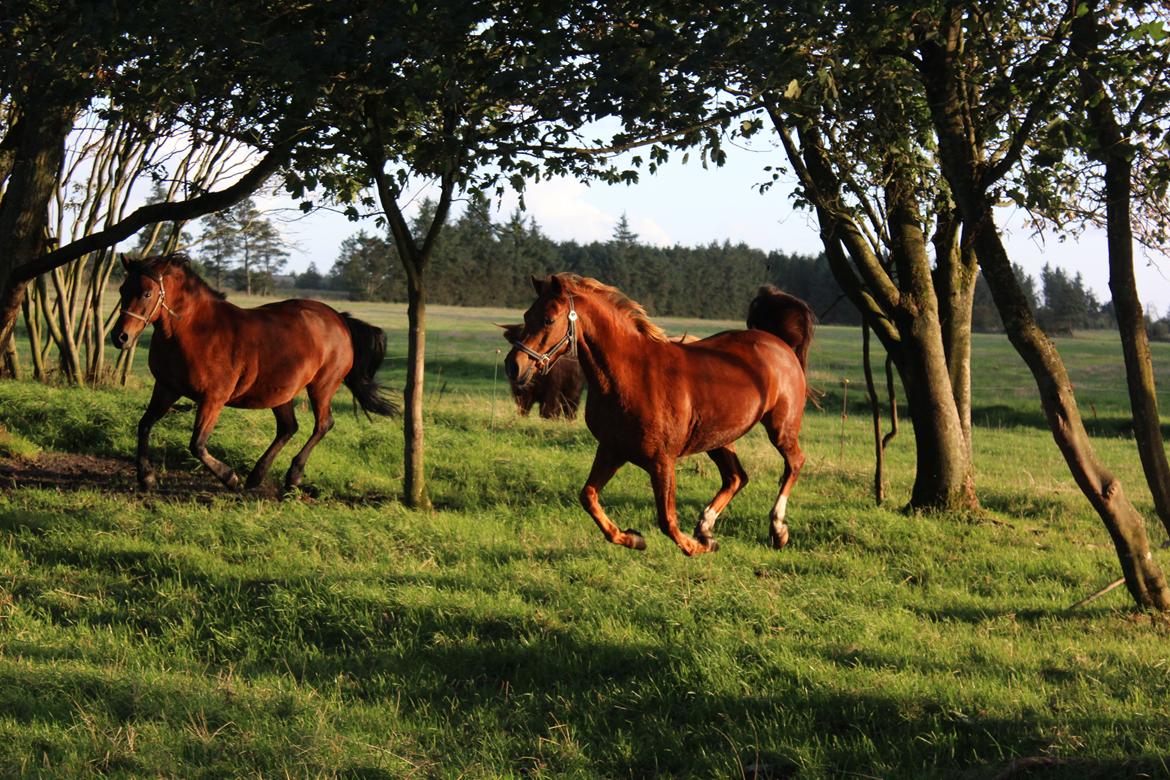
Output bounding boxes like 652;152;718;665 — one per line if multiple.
0;451;393;506
0;451;244;501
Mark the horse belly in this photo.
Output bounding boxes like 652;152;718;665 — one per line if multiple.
228;373;312;408
679;410;760;456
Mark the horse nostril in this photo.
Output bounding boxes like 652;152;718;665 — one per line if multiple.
504;354;519;382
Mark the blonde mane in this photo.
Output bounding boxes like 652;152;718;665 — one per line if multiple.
556;273;668;343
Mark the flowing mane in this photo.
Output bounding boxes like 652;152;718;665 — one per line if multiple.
556;273;668;343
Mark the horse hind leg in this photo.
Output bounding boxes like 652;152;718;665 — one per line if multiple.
693;445;748;548
283;383;336;493
245;401;298;490
764;419;804;550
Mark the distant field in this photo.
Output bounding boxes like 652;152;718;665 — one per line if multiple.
1;294;1169;777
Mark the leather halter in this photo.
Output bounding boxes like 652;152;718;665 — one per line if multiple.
512;293;578;375
120;271;180;323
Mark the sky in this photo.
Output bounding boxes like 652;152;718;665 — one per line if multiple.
259;139;1170;317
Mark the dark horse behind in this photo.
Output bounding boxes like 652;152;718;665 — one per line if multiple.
111;253;397;493
506;273;812;555
498;323;584;419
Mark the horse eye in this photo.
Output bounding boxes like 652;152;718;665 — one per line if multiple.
544;317;555;326
143;291;152;299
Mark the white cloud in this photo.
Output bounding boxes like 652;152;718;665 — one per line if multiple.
500;178;612;243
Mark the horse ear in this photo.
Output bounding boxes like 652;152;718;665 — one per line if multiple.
499;323;523;342
120;253;132;270
531;275;548;294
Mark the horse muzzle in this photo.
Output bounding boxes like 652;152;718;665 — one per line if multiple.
504;350;535;388
110;324;138;350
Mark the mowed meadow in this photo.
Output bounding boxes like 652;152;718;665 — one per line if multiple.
2;293;1170;778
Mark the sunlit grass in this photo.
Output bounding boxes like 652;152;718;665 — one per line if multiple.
1;297;1169;777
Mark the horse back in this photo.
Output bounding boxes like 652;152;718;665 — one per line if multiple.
586;330;804;458
151;298;353;408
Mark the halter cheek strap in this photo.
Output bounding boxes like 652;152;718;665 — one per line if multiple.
120;272;180;323
512;294;578;375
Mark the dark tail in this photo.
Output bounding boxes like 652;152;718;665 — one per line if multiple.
342;314;399;417
747;284;815;371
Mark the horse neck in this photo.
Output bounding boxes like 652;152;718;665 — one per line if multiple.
574;293;655;396
153;275;216;341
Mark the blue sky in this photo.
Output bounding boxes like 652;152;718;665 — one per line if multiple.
265;142;1170;316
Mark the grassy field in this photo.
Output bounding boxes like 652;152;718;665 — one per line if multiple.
1;295;1170;778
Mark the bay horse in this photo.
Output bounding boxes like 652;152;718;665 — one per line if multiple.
499;323;585;419
111;254;398;493
505;274;813;555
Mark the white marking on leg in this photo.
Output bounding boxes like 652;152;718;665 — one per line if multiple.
770;494;788;535
698;505;718;537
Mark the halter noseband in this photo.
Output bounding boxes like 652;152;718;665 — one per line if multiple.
512;293;578;376
120;271;180;324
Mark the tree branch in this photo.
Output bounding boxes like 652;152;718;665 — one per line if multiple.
14;132;305;282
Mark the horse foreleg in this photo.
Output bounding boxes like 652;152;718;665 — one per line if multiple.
190;398;239;489
245;401;298;490
579;448;645;550
283;391;334;492
650;459;715;556
136;383;179;490
694;445;749;546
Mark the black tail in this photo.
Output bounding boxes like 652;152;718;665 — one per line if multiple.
747;284;815;371
342;314;399;417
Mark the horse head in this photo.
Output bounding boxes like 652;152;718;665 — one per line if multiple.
504;274;578;388
110;253;187;349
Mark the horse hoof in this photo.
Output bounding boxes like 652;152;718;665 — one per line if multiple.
696;533;720;552
137;474;156;492
623;529;647;550
225;473;242;491
770;525;790;550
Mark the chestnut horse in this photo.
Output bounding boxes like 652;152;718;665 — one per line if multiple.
499;323;584;419
506;274;812;555
111;254;397;493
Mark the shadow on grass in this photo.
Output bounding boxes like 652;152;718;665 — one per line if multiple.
4;592;1163;778
814;389;1168;440
4;505;1165;776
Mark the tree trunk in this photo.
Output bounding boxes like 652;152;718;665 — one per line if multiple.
0;280;30;373
863;324;885;504
1072;6;1170;535
918;26;1170;609
772;112;977;510
50;266;84;384
403;276;430;509
0;103;75;345
889;333;976;509
1;332;18;379
971;208;1170;609
933;209;977;455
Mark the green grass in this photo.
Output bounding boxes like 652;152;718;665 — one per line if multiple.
1;298;1170;777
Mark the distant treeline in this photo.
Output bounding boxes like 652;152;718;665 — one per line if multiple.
290;199;1167;337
